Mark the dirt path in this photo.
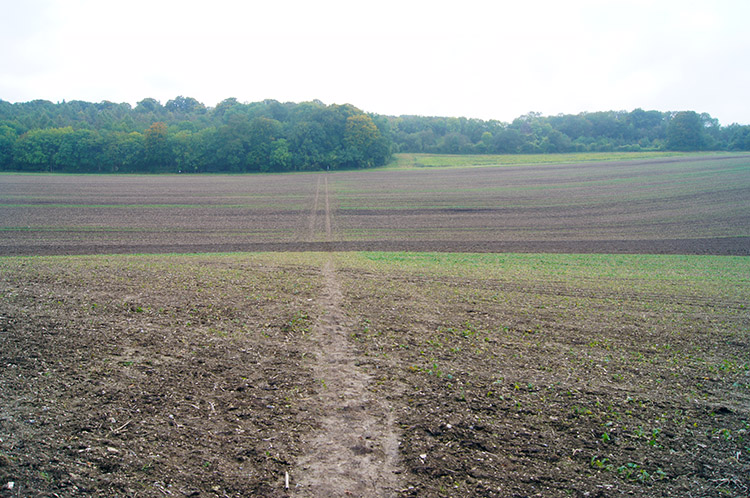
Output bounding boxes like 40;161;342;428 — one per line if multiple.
294;175;402;496
324;176;332;240
304;175;332;243
307;176;322;242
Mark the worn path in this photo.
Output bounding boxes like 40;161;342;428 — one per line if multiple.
294;174;402;496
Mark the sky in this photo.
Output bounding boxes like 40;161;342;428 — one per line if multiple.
2;0;749;125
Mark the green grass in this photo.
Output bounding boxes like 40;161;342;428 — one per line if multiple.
7;251;743;301
0;203;305;209
334;251;750;300
385;151;724;170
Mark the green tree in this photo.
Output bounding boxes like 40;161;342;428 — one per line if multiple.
666;111;704;151
144;122;172;171
165;96;206;115
727;125;750;150
246;117;283;171
12;128;72;171
0;125;17;169
343;113;381;167
105;132;145;172
135;98;162;114
268;138;292;172
171;130;202;172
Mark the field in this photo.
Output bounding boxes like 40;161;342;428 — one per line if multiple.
1;154;748;256
1;153;749;497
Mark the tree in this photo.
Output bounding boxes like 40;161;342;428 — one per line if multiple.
135;98;162;114
105;132;145;172
144;122;172;171
171;130;202;172
268;139;292;171
438;132;470;154
343;113;381;167
0;125;17;170
165;96;205;115
727;125;750;150
246;117;283;171
666;111;704;151
213;98;242;123
12;128;73;171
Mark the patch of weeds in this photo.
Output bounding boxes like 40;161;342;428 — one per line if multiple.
208;327;227;337
648;428;661;447
426;361;451;379
710;359;750;373
573;405;593;417
713;428;733;441
590;456;614;471
592;457;667;484
285;310;311;335
617;462;661;483
460;321;479;338
630;351;645;362
426;339;442;349
412;361;453;379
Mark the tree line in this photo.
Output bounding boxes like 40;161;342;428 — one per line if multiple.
1;97;749;173
0;98;391;173
388;109;750;154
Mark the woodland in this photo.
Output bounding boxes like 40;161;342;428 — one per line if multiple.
1;97;749;173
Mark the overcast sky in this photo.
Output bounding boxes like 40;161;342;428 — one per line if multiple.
2;0;749;125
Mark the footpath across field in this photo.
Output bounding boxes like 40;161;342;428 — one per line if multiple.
1;154;748;496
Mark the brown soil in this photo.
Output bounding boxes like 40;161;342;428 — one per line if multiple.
295;178;402;496
1;252;749;497
0;256;324;497
1;156;749;256
336;267;750;497
1;158;749;496
294;260;401;496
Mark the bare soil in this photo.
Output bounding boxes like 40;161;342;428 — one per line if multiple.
1;156;749;496
1;253;748;497
295;260;401;496
0;256;324;497
1;156;748;256
336;263;749;497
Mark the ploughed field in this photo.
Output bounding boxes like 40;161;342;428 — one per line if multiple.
1;253;748;497
1;155;748;256
1;154;749;497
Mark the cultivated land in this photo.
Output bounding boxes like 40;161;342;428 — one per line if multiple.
1;153;749;497
1;154;748;256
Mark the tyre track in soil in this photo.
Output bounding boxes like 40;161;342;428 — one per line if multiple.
294;174;402;497
307;175;322;242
